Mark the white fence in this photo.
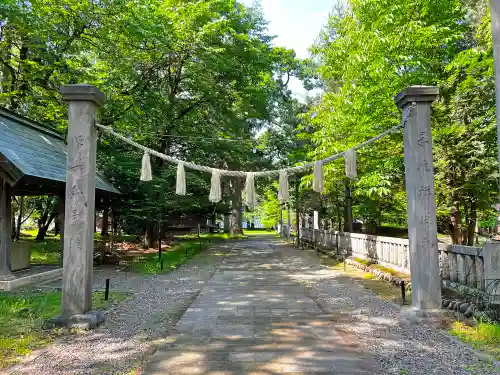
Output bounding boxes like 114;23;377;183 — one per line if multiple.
299;228;490;292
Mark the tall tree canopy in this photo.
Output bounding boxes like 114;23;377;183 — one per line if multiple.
296;0;498;243
0;0;303;241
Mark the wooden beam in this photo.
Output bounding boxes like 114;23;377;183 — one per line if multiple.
0;177;13;279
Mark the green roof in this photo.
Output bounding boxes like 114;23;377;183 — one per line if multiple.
0;107;119;196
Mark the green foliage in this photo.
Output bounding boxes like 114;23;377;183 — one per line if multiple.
295;0;499;241
0;0;303;234
450;321;500;360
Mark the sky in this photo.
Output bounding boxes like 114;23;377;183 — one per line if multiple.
240;0;334;100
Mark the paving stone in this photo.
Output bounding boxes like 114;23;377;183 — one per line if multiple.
143;238;371;375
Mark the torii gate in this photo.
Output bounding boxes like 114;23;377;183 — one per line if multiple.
56;84;444;322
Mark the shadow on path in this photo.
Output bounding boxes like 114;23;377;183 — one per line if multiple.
143;238;374;374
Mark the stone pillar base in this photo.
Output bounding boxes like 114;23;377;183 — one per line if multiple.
0;273;15;281
44;310;106;330
401;306;449;325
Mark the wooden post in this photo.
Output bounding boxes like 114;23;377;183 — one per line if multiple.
395;86;441;313
60;84;105;316
158;222;162;260
0;177;13;280
197;223;201;250
104;278;110;301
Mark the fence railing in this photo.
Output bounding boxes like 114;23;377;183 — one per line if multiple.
299;228;489;292
438;244;485;291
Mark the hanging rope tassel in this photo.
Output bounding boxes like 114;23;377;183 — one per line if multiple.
278;170;289;203
140;151;153;181
345;148;357;179
176;162;186;195
245;172;257;209
313;161;324;193
209;169;222;203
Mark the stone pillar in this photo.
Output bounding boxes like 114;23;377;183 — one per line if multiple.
457;254;467;283
483;241;500;299
441;251;451;280
60;84;105;316
449;252;458;281
476;256;485;290
0;177;13;280
395;86;441;313
468;256;477;288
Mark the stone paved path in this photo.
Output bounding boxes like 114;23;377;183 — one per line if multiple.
144;238;373;374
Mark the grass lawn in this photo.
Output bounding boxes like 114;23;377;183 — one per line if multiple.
18;230;61;265
450;321;500;360
351;257;410;280
243;229;276;236
130;233;242;274
0;289;127;369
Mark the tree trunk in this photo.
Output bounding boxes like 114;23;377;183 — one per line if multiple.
35;208;56;241
337;204;342;232
235;179;243;230
146;221;157;248
101;207;109;236
450;204;461;244
223;212;230;233
229;179;243;236
112;208;118;235
54;218;60;236
36;225;48;241
343;179;353;233
467;202;476;246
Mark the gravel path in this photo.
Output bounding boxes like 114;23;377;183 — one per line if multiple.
276;242;500;375
7;242;234;375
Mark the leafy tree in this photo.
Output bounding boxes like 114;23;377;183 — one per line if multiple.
434;2;498;244
302;0;500;242
1;0;304;245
